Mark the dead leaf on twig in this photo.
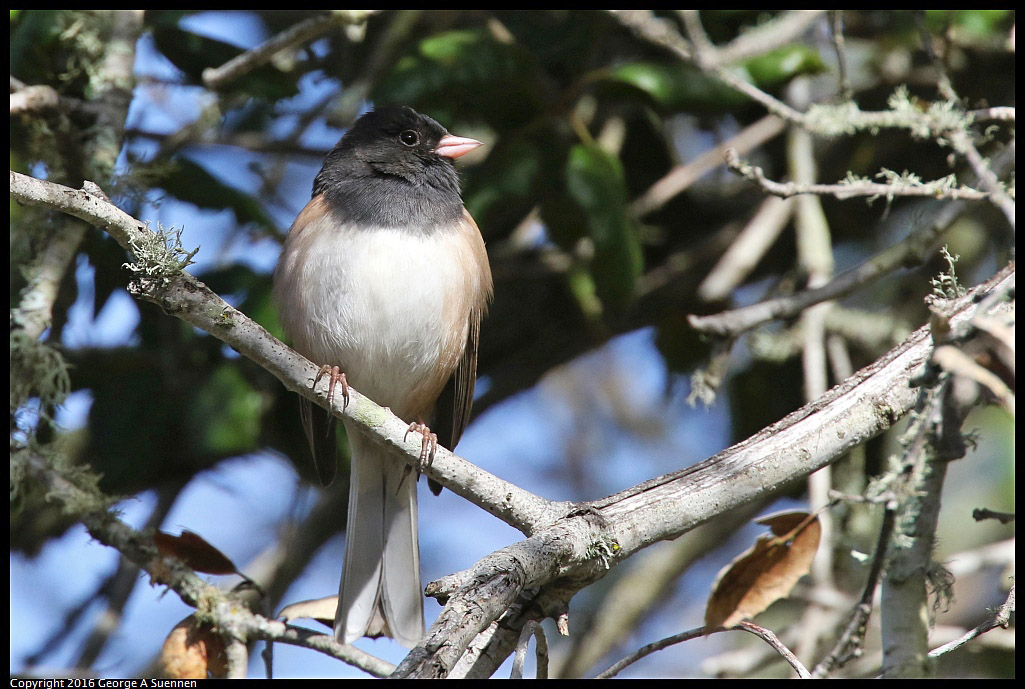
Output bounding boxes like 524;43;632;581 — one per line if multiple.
161;614;228;679
705;511;821;628
154;530;240;576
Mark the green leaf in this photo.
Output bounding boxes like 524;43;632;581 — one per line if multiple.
742;44;825;87
189;364;264;455
564;143;643;309
603;62;749;113
374;29;543;128
9;10;62;81
565;262;604;325
156;158;276;231
604;46;822;114
925;10;1012;39
463;137;542;234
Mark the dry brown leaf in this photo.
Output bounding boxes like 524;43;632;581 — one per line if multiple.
278;595;339;629
705;511;821;628
160;615;228;679
154;530;239;576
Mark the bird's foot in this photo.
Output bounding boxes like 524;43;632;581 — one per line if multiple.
404;421;438;476
314;365;349;411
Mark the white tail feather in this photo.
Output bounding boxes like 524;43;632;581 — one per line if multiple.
335;425;424;648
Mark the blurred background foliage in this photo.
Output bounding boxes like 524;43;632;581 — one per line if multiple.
10;10;1014;678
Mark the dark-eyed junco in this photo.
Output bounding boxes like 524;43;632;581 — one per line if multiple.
273;106;492;647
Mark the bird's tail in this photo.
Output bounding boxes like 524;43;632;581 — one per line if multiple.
335;423;425;648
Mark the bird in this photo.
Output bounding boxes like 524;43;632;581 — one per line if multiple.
273;105;492;648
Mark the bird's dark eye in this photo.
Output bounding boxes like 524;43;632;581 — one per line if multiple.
399;130;419;146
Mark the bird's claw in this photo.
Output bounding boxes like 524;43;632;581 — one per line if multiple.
314;365;349;411
404;422;438;476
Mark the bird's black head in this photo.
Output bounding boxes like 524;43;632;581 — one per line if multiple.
313;106;476;228
342;106;453;181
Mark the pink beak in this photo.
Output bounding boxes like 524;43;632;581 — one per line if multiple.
435;134;483;159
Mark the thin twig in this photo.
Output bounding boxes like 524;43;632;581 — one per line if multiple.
679;10;716;69
124;127;328;159
594;626;707;678
726;149;993;202
928;585;1015;659
608;9;1016;145
812;498;898;676
510;621;548;679
713;64;809;124
202;11;378;90
688;199;963;338
715;11;827;65
608;10;806;125
631;115;786;217
608;10;692;60
947;128;1016;230
971;508;1015;524
829;11;853;101
691;143;1014;338
596;622;810;679
736;621;812;679
788;81;839;664
697;195;795;302
914;12;958;102
912;14;1016;229
932;344;1016;416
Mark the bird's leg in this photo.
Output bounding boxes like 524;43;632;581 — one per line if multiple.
404;421;438;477
314;365;349;412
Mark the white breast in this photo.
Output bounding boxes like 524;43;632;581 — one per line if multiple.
274;213;474;419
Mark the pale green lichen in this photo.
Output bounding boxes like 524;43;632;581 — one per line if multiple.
10;332;71;413
930;246;966;299
122;223;199;286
